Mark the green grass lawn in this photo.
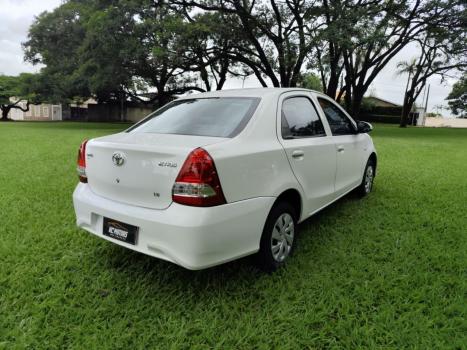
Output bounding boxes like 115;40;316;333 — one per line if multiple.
1;122;466;349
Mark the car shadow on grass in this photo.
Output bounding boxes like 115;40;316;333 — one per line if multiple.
90;189;365;293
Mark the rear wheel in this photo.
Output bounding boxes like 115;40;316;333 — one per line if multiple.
357;159;375;197
257;202;297;272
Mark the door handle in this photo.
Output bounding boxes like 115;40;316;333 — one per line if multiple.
292;150;304;158
337;145;345;153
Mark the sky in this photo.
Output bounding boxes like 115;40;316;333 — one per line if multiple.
0;0;460;116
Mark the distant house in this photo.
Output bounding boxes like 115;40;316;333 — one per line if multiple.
362;96;427;126
65;98;155;122
364;96;401;107
9;99;62;121
359;96;403;124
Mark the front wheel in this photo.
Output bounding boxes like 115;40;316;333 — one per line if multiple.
257;202;297;272
357;159;375;197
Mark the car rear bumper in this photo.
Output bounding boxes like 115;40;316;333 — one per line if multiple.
73;183;275;270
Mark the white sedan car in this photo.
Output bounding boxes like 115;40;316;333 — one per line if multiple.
73;88;377;271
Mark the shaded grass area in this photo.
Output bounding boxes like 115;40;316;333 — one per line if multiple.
1;122;466;349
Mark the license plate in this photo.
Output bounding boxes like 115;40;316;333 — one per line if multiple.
103;217;138;245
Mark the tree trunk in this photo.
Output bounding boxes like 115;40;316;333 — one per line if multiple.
216;57;229;90
343;73;352;112
200;66;211;91
250;66;268;87
399;106;409;128
399;93;411;127
216;69;227;90
157;91;170;108
350;89;365;119
217;75;226;90
326;74;340;99
1;107;11;121
119;91;126;122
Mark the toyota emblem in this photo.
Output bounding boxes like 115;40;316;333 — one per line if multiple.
112;152;125;166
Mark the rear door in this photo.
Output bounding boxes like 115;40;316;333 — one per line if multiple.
277;92;337;215
317;97;367;195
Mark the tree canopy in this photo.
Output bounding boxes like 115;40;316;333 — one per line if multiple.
296;72;322;92
446;74;467;117
0;74;43;121
22;0;466;119
24;2;91;102
395;2;466;126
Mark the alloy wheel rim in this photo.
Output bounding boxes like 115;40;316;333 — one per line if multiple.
364;166;374;193
271;213;294;262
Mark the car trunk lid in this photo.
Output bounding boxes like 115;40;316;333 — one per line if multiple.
85;132;228;210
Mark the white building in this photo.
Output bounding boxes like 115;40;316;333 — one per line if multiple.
9;100;62;121
414;107;426;126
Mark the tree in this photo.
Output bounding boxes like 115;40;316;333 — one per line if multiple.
23;1;92;102
24;0;207;108
175;0;320;87
312;0;348;100
396;3;467;126
105;0;206;106
22;0;465;117
303;0;465;118
0;74;42;121
176;0;461;119
336;0;459;117
396;58;419;123
296;72;322;91
446;74;467;117
174;11;248;91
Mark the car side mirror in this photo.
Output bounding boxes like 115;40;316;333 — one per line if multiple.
356;121;373;133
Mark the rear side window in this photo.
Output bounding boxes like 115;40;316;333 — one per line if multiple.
281;97;326;138
318;98;356;136
128;97;260;138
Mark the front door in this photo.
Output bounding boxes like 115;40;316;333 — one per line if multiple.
317;97;366;195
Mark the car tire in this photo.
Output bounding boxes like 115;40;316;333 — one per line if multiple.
257;202;297;272
357;158;375;197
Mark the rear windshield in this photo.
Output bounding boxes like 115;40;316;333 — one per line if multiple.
127;97;260;138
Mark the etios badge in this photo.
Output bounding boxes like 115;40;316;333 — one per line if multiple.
112;152;125;166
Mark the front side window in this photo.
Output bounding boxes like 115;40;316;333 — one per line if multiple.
281;97;326;138
318;98;356;135
128;97;260;138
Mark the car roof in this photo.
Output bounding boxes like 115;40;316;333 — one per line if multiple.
178;87;321;99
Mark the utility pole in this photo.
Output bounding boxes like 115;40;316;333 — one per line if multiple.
420;84;430;126
424;84;430;112
420;84;427;108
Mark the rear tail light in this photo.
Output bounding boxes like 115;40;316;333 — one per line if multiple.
77;140;88;183
172;148;226;207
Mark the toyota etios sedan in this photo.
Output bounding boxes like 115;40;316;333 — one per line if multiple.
73;88;376;271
